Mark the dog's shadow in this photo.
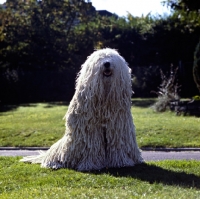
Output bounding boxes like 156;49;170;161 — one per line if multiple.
89;163;200;189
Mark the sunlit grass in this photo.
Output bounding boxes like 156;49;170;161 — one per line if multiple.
0;157;200;198
0;99;200;147
132;99;200;148
1;99;200;198
0;103;66;147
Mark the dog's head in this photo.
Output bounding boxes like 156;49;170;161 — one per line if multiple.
79;48;131;81
75;48;132;100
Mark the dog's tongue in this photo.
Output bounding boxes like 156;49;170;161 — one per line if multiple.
104;69;112;76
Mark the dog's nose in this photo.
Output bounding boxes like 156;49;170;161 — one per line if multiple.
104;62;110;68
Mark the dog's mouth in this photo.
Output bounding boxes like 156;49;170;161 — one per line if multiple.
103;69;112;77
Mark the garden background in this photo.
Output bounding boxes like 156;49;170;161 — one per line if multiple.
0;0;200;105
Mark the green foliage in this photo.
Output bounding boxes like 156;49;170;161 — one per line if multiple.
0;0;96;70
95;13;157;66
165;0;200;94
164;0;200;27
193;95;200;100
0;157;200;198
1;1;200;102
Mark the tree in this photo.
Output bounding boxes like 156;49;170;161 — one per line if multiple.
0;0;96;70
164;0;200;92
164;0;200;13
0;0;98;103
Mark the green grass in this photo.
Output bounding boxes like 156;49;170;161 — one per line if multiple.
0;157;200;198
132;99;200;148
1;99;200;198
0;99;200;147
0;102;66;147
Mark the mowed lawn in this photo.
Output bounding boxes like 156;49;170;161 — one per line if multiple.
0;157;200;198
0;98;200;148
0;99;200;198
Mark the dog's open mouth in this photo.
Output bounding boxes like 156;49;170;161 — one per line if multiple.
103;69;112;77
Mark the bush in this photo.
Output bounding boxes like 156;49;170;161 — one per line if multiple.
151;67;181;112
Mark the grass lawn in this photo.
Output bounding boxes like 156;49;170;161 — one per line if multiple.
0;98;200;148
0;157;200;198
0;99;200;198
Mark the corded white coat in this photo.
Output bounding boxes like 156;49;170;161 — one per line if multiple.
20;48;144;171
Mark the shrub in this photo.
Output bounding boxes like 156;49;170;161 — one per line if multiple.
151;66;181;112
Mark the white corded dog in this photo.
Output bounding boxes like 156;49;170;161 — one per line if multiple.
20;48;144;171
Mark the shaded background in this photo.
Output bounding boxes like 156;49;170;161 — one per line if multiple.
0;0;199;104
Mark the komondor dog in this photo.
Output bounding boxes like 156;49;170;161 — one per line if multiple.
20;48;144;171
